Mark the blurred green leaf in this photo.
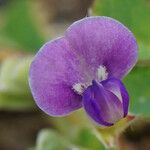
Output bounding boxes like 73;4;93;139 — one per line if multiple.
36;129;92;150
76;128;105;150
36;129;72;150
0;55;34;110
53;109;90;140
52;110;106;150
139;43;150;61
93;0;150;60
94;0;150;43
0;56;32;93
0;91;34;110
0;0;44;51
124;66;150;116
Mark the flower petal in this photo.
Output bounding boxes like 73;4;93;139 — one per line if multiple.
101;78;129;117
66;16;138;79
29;37;85;116
82;80;124;126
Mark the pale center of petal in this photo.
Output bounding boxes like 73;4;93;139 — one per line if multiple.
73;65;109;95
97;65;108;81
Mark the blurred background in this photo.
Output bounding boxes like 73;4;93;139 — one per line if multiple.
0;0;150;150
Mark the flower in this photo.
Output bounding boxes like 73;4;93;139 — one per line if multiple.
29;17;138;126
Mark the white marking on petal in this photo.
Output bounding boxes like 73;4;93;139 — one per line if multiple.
72;83;84;95
97;65;108;81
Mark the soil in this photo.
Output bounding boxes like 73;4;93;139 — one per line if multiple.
0;110;51;150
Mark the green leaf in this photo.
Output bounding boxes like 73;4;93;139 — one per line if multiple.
0;56;32;93
0;56;34;110
76;128;105;150
36;129;91;150
36;129;71;150
0;91;34;110
0;0;44;51
94;0;150;43
52;109;90;139
138;43;150;61
124;66;150;116
93;0;150;60
51;110;106;149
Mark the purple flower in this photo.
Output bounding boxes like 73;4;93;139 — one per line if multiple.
29;17;138;126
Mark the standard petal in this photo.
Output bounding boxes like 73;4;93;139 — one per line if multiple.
29;37;86;116
65;16;138;79
101;78;129;117
82;80;124;126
